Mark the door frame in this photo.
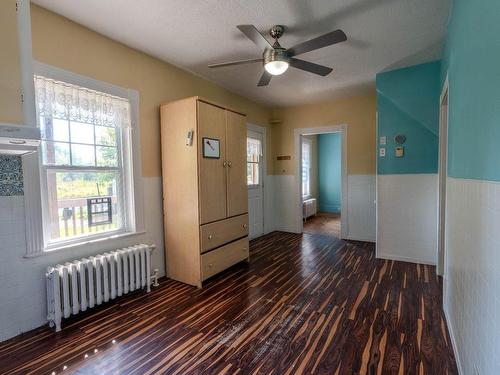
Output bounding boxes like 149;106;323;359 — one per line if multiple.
437;75;449;276
294;125;348;237
247;123;266;237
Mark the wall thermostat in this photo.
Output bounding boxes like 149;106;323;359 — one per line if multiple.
395;146;404;157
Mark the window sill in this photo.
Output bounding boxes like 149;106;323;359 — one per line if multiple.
24;230;146;258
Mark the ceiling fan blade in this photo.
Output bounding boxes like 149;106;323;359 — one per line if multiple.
237;25;273;50
208;58;262;68
289;58;333;76
287;30;347;57
257;71;272;86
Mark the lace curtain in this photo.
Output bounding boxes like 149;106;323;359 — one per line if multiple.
34;75;131;128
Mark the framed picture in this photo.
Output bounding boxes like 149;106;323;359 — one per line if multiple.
202;137;220;158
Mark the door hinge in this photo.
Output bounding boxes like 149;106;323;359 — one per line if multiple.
16;1;19;12
20;93;24;103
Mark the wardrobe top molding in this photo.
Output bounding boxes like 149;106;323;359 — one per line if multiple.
160;96;247;117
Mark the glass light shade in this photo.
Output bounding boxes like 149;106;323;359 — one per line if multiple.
264;60;289;76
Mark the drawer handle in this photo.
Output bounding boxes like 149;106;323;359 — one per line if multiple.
228;161;232;167
242;248;247;252
243;224;248;229
208;263;214;268
208;234;213;240
223;161;227;167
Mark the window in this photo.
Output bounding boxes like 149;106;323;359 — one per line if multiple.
302;138;312;198
247;136;261;187
34;75;135;247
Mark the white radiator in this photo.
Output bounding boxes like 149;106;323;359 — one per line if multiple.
46;244;157;332
303;198;317;219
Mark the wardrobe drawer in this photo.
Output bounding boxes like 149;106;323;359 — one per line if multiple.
201;238;249;281
200;214;248;253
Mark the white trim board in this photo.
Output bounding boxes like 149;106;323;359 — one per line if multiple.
437;73;449;276
16;0;36;127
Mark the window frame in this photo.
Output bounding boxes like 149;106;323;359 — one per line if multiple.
301;137;312;200
246;135;262;189
25;62;144;255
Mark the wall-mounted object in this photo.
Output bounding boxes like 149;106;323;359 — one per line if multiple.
395;146;404;158
202;137;220;158
394;134;406;144
186;130;194;146
277;155;291;160
0;123;40;155
379;148;386;157
379;136;386;145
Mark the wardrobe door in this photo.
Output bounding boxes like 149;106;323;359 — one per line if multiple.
198;101;227;224
226;110;248;217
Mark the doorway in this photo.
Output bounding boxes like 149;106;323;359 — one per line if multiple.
294;125;348;237
247;124;265;239
437;78;449;276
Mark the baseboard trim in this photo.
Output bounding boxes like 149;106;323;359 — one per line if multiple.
376;253;436;265
343;235;376;243
443;303;463;375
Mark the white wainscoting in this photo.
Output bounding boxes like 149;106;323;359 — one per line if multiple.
444;177;500;375
271;174;376;241
0;177;165;342
263;175;276;234
271;175;300;233
346;174;376;242
376;174;438;265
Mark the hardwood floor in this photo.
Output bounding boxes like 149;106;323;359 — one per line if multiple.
0;232;457;375
304;212;341;237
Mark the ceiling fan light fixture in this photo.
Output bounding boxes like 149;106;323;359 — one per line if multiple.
263;47;289;76
264;60;289;75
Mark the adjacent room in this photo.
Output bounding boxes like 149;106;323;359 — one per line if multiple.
302;131;343;238
0;0;499;374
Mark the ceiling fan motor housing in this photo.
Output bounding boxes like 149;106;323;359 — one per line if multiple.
263;47;289;66
269;25;285;40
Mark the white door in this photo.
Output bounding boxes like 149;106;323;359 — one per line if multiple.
247;129;264;239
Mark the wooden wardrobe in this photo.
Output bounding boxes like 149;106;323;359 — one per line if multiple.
160;97;249;287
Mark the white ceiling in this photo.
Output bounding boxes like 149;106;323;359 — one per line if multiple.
32;0;451;107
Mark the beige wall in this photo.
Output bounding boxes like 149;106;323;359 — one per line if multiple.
30;5;272;177
271;92;376;176
0;0;24;124
302;135;318;199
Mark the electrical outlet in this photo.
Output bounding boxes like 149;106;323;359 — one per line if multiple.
379;148;386;157
379;136;386;145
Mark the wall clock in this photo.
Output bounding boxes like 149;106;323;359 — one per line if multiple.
202;137;220;158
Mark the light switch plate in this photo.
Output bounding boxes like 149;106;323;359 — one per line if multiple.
380;136;386;145
379;148;386;157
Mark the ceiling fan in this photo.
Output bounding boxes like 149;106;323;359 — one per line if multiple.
208;25;347;86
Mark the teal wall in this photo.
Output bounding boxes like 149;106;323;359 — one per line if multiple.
318;133;341;213
376;61;441;174
441;0;500;181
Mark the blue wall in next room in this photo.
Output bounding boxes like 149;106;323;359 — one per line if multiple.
441;0;500;181
318;133;341;213
376;61;441;175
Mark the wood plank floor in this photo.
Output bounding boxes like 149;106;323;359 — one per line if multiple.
0;232;458;375
304;212;341;237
